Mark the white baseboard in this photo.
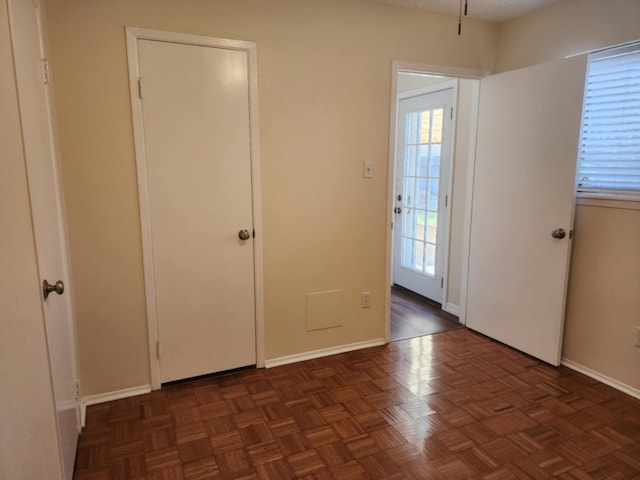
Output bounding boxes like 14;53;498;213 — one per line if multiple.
265;338;386;368
561;358;640;401
80;384;152;427
443;303;460;317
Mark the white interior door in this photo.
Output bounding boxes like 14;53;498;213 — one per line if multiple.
466;56;587;365
8;0;80;478
393;89;453;302
136;38;256;384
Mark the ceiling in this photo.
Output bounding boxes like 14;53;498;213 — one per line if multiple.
372;0;560;23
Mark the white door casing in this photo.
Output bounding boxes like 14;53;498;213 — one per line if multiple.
393;86;455;303
466;56;587;365
126;28;265;387
8;0;80;478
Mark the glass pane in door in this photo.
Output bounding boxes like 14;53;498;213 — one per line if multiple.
399;106;444;278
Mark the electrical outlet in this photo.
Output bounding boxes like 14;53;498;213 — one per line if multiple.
361;292;371;309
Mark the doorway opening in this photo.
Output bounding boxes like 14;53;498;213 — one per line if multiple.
386;64;485;343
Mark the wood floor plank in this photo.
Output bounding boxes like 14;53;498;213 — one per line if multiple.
74;329;640;479
390;286;462;341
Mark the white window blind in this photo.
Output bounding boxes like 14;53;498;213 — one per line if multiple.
576;43;640;197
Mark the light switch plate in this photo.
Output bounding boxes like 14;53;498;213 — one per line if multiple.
363;161;373;178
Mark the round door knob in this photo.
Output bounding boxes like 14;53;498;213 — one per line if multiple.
43;279;64;300
238;229;251;241
551;228;566;239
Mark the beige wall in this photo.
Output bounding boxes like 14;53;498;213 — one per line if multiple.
396;72;448;92
45;0;498;395
564;204;640;390
497;0;640;391
0;1;63;477
496;0;640;72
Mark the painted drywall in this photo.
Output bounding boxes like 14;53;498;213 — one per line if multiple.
496;0;640;72
564;205;640;391
394;73;476;311
396;72;449;92
0;1;63;477
45;0;498;395
496;0;640;390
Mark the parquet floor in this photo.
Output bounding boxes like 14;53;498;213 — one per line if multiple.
74;329;640;480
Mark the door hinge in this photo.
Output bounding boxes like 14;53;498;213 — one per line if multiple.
450;107;453;119
138;77;143;99
40;57;51;84
440;277;444;288
156;340;160;359
445;195;448;207
74;380;80;400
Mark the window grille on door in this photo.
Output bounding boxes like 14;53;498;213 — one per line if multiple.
400;107;444;277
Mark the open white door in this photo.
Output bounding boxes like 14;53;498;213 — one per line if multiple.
466;56;587;366
8;0;80;477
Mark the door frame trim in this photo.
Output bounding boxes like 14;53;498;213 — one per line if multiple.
385;61;488;342
125;27;265;389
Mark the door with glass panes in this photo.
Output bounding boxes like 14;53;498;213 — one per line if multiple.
393;88;453;302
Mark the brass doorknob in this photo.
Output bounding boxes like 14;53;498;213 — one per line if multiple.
551;228;566;239
238;229;251;241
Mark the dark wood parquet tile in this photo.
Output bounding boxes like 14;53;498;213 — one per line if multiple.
74;329;640;480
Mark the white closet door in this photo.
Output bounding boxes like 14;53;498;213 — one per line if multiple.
138;39;256;383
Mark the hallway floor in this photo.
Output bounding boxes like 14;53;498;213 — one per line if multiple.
74;329;640;479
390;285;462;342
